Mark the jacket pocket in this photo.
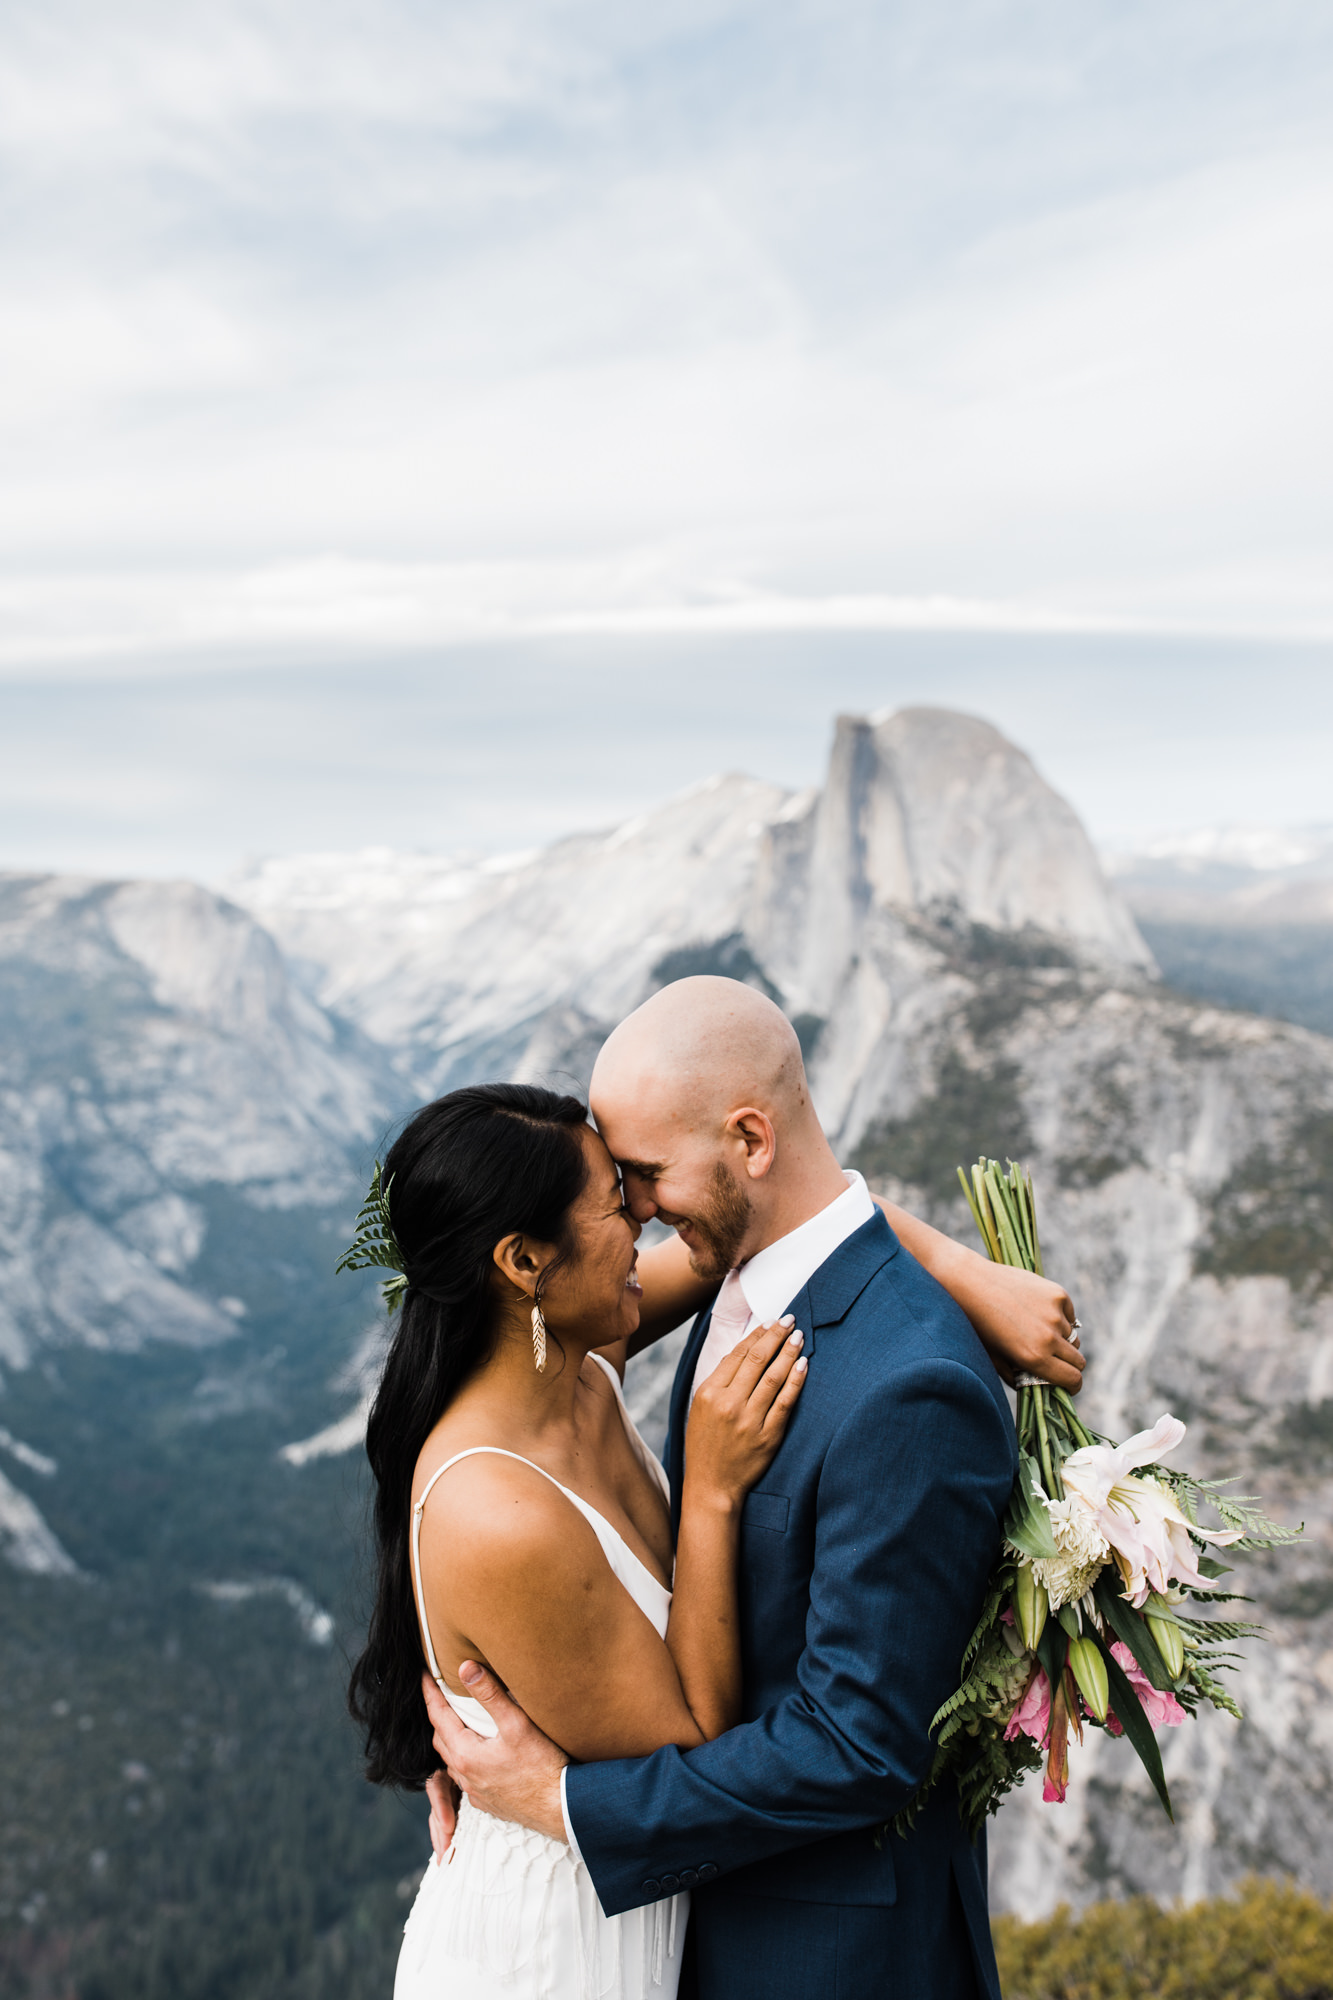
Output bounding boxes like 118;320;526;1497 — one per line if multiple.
742;1489;790;1534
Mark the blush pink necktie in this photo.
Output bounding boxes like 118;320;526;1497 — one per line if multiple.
690;1268;754;1402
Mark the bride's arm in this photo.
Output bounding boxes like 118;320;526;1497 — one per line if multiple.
623;1199;1085;1390
421;1324;805;1761
872;1196;1085;1391
663;1320;807;1737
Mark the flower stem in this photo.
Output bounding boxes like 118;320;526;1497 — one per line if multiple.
1054;1389;1095;1450
1033;1388;1063;1499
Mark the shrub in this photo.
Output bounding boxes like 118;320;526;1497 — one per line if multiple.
993;1877;1333;2000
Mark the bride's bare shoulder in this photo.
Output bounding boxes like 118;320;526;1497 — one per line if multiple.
414;1449;599;1587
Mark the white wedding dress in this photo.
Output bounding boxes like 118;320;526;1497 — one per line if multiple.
395;1355;688;2000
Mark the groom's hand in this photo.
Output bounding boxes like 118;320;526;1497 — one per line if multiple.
422;1665;569;1844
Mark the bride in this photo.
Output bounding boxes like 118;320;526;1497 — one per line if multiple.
346;1082;1078;2000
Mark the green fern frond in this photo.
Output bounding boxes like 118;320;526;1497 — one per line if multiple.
1185;1656;1245;1721
959;1571;1012;1679
1164;1472;1302;1550
335;1162;408;1309
1177;1615;1262;1645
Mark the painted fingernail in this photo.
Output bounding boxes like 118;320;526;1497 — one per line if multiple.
788;1328;804;1346
779;1314;796;1328
793;1356;808;1373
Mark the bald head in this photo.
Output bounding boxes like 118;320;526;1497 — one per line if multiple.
593;976;808;1132
590;977;845;1273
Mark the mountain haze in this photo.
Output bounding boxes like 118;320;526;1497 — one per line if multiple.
1109;823;1333;1038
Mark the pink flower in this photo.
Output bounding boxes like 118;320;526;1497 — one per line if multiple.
1005;1665;1051;1744
1108;1642;1186;1730
1044;1672;1075;1802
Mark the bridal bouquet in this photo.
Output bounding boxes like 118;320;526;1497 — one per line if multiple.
902;1158;1299;1836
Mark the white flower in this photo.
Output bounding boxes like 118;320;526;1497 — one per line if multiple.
1060;1414;1242;1608
1027;1496;1111;1610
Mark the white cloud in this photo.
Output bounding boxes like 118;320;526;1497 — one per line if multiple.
1;2;1331;655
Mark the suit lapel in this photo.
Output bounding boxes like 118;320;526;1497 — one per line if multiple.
804;1208;899;1331
665;1212;899;1528
666;1302;716;1536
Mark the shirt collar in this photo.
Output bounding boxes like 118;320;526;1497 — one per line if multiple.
735;1170;877;1327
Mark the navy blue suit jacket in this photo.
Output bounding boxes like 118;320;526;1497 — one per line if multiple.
564;1211;1018;2000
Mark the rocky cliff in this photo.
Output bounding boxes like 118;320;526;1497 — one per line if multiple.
2;707;1329;1945
0;871;401;1573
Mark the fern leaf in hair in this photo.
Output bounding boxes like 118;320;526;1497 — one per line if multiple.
336;1161;409;1311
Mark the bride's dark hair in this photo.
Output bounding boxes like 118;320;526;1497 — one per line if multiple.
348;1081;590;1788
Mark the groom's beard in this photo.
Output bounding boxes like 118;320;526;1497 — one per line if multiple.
682;1163;752;1283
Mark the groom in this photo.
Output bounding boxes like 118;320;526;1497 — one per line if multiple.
426;976;1019;1999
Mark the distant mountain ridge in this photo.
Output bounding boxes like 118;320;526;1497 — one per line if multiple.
1107;821;1333;1035
230;707;1152;1142
1;706;1330;1963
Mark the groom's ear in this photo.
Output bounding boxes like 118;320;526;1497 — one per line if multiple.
725;1106;777;1180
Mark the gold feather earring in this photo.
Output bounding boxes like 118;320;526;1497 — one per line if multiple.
531;1299;548;1373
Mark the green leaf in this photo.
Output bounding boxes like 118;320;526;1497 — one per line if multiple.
1093;1575;1177;1691
1035;1620;1067;1697
1004;1455;1057;1559
1097;1635;1174;1821
1163;1472;1303;1551
335;1162;408;1309
958;1568;1012;1679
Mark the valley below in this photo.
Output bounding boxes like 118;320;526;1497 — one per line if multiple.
1;707;1329;1998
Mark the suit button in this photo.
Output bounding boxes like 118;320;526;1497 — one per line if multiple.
642;1879;660;1897
697;1862;718;1884
678;1869;699;1889
659;1873;680;1893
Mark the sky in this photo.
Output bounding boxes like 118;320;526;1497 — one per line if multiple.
1;1;1331;876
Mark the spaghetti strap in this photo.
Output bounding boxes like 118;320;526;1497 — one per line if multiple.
409;1360;672;1692
410;1446;577;1688
586;1352;671;1505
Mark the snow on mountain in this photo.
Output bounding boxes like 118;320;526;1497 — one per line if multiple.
1105;822;1333;918
231;771;790;1093
1106;823;1333;878
231;708;1151;1127
1105;821;1333;1037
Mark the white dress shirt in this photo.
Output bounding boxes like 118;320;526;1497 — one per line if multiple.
560;1168;876;1854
